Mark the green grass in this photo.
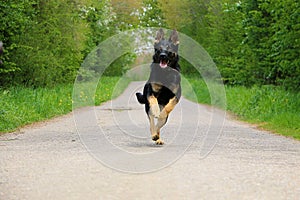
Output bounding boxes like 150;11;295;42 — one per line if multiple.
186;77;300;140
0;76;130;133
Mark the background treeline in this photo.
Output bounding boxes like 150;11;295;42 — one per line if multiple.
184;0;300;90
0;0;299;90
0;0;116;86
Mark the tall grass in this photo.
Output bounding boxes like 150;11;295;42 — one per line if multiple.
0;76;130;133
187;77;300;140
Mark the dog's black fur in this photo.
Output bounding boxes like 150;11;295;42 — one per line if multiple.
136;29;181;145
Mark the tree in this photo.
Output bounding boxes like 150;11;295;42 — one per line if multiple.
80;0;117;54
0;0;37;84
238;0;299;89
203;0;245;84
110;0;141;30
12;0;87;86
0;0;115;87
266;0;300;90
138;0;166;28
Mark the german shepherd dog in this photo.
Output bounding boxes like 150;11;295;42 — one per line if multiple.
136;29;181;145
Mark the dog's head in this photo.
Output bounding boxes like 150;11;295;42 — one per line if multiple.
153;29;180;71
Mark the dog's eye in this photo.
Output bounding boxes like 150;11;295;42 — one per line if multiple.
168;52;176;58
167;45;172;51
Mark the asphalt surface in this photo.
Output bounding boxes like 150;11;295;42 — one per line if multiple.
1;81;300;200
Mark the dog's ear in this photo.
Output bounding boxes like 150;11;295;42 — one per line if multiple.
155;28;164;44
169;29;179;45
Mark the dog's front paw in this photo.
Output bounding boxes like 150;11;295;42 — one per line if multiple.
152;134;160;141
150;104;160;118
155;139;164;145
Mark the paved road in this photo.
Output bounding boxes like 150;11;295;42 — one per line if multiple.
1;82;300;200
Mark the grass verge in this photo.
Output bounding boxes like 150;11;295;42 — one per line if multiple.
186;77;300;140
0;76;130;133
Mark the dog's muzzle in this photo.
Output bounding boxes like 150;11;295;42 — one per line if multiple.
159;51;168;69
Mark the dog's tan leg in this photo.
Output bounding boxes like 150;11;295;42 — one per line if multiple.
159;96;178;119
149;114;160;141
155;139;164;145
148;95;160;118
148;96;161;141
151;97;178;145
149;115;156;139
154;118;167;145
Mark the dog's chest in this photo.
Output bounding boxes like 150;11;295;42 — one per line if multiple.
151;83;162;92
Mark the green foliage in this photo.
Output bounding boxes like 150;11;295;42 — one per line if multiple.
204;0;245;85
265;0;300;90
0;77;127;133
0;84;73;132
0;0;299;90
138;0;166;27
184;77;211;104
80;0;117;54
13;0;88;86
179;57;199;77
159;0;191;29
234;0;299;90
187;77;300;140
0;0;119;87
177;0;299;91
225;84;300;139
104;53;137;76
0;0;37;78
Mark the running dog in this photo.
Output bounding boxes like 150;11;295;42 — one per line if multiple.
136;29;181;145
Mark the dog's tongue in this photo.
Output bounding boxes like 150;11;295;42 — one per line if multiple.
160;61;168;68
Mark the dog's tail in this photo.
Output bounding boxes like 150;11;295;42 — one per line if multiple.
136;93;146;104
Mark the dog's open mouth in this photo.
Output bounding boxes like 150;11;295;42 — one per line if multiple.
160;59;168;68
